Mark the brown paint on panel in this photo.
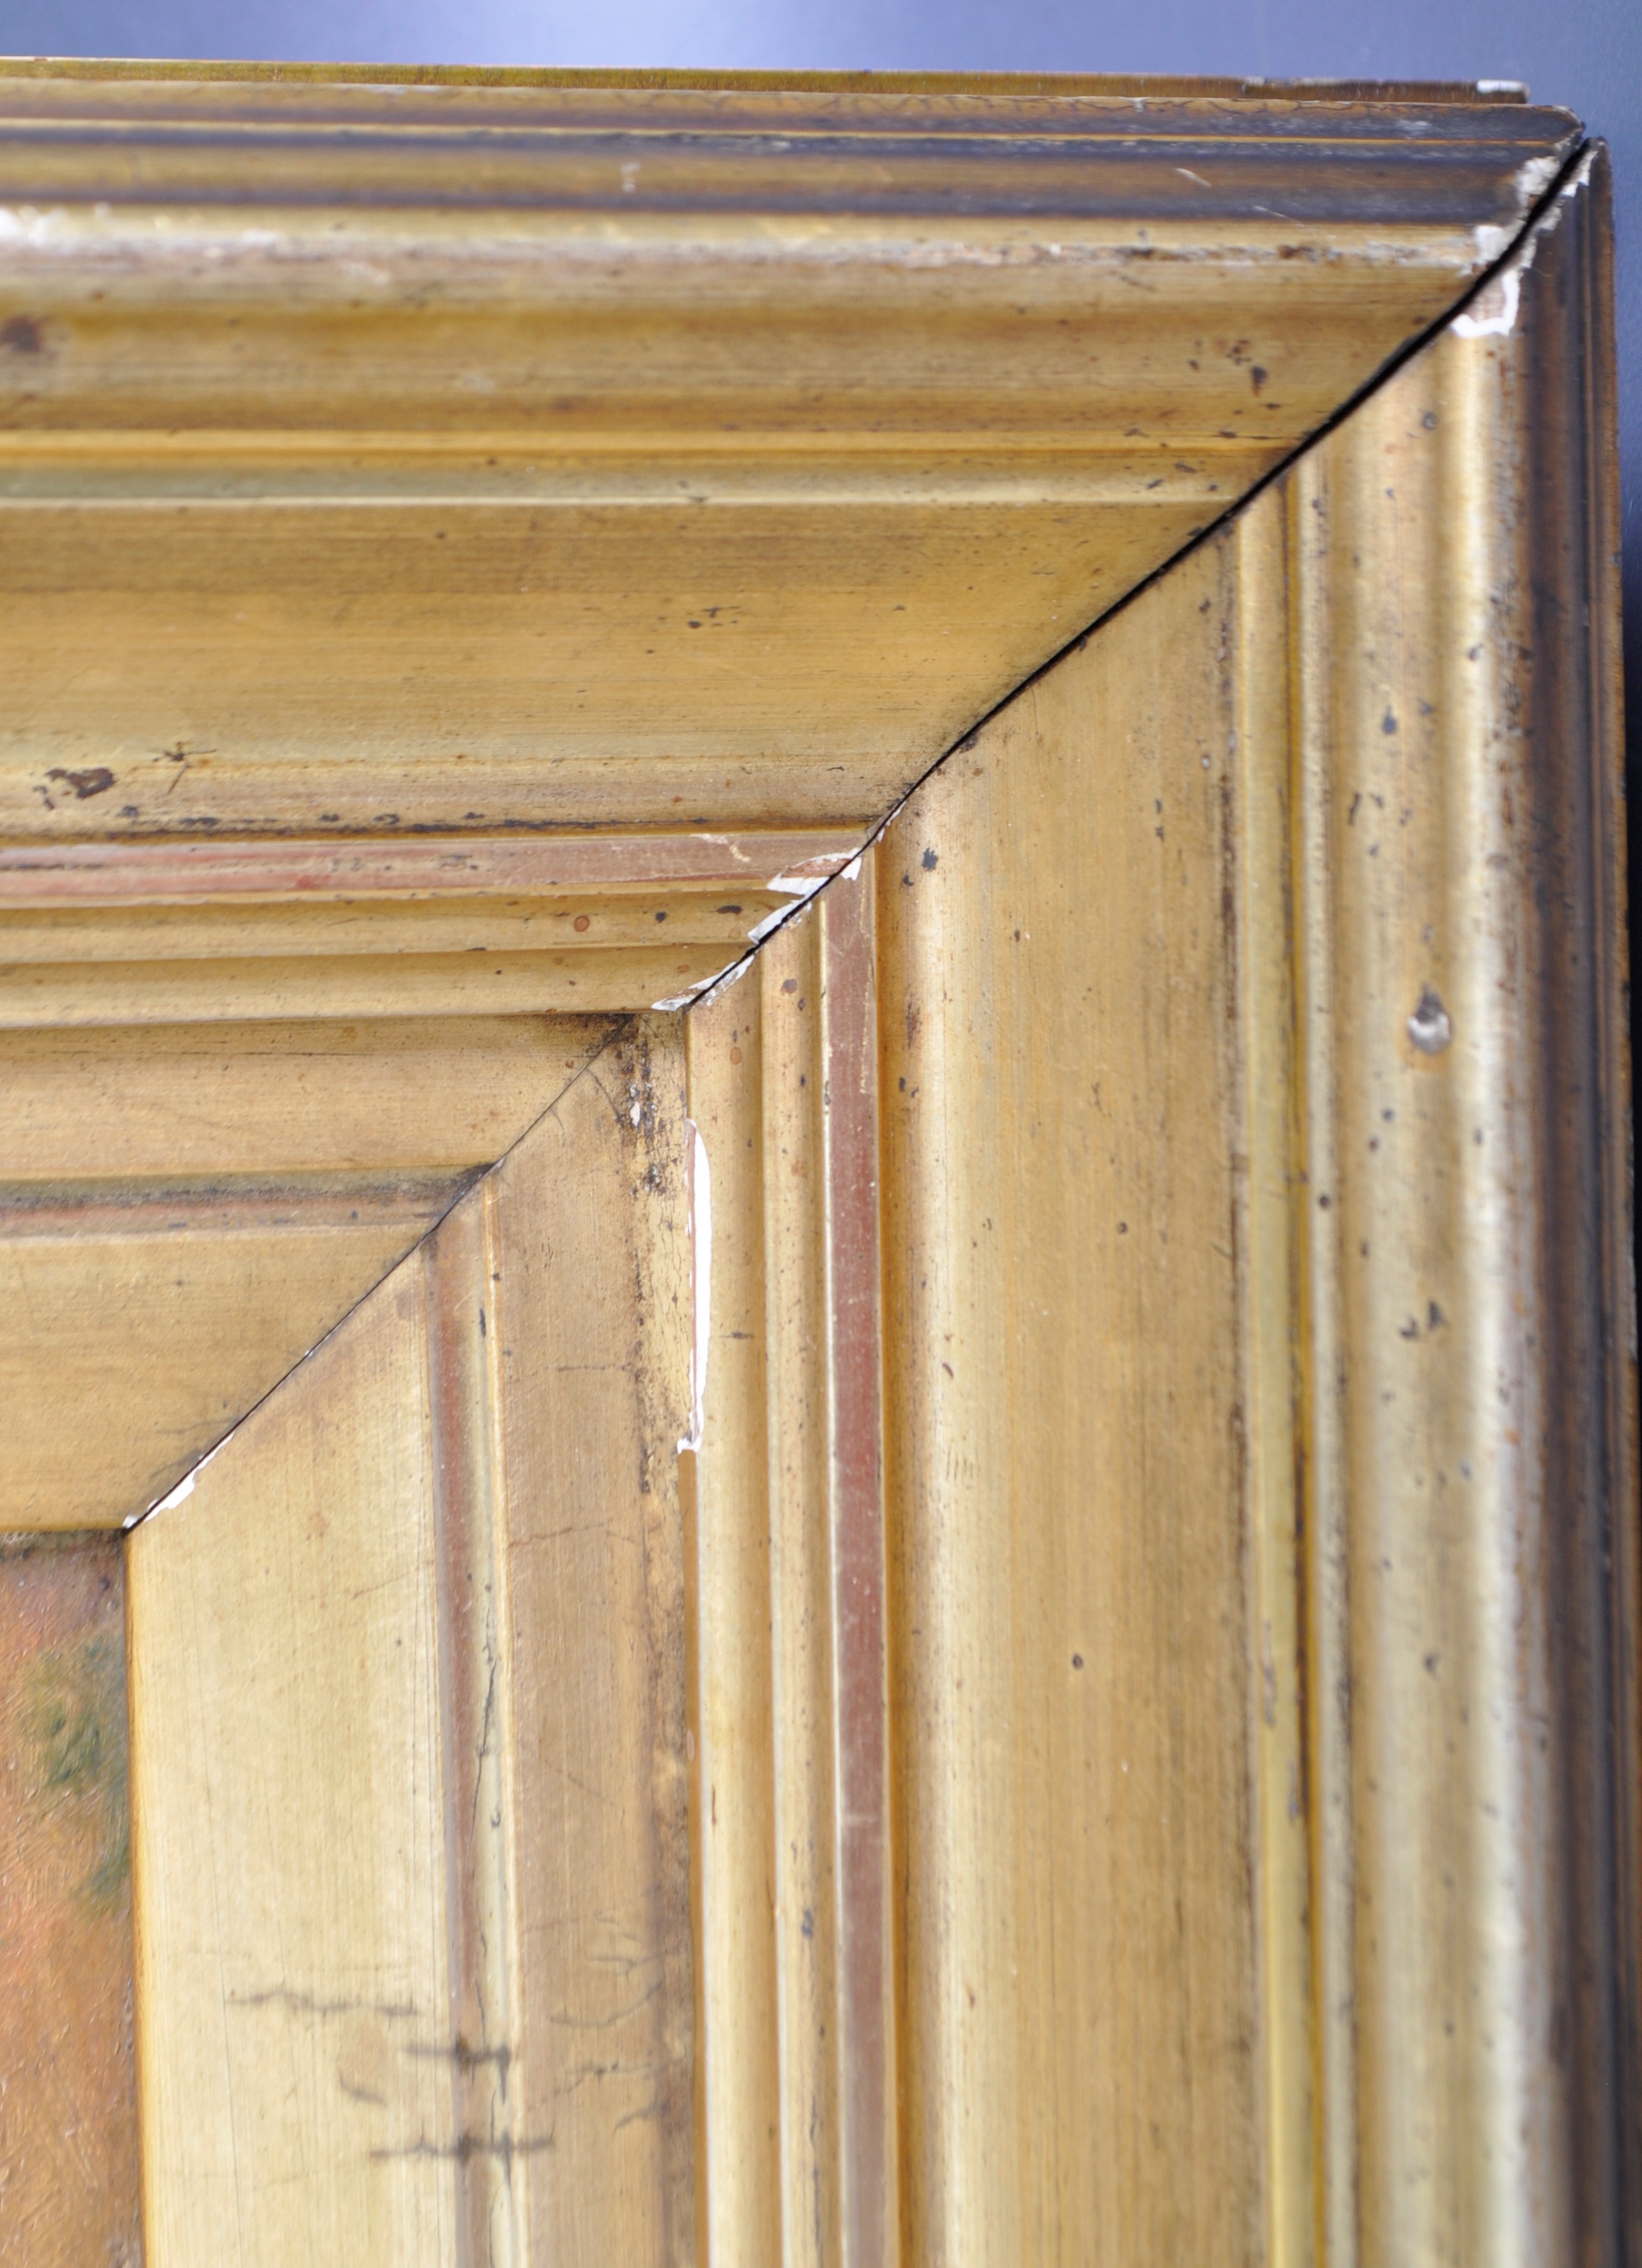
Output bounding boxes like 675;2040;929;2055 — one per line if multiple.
0;1532;138;2266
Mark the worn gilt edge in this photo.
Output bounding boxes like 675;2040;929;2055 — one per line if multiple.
0;74;1561;178
82;127;1593;1512
114;1014;634;1531
0;133;1576;954
0;62;1533;98
1225;142;1629;2268
682;859;896;2268
657;138;1594;1045
0;125;1564;1039
0;831;861;1024
0;829;858;903
5;115;1610;2268
10;131;1583;1593
672;141;1617;2268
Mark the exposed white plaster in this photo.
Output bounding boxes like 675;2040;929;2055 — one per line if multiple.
676;945;760;1015
656;857;846;990
1511;150;1567;209
1457;145;1593;340
744;871;832;947
141;1472;195;1518
1454;266;1522;338
1469;150;1571;276
0;206;65;247
137;1432;231;1524
1471;221;1519;268
762;869;836;897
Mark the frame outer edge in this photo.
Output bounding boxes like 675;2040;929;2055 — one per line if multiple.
1577;141;1642;2266
1280;150;1638;2266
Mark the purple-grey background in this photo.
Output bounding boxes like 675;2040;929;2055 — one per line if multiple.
2;1;1637;831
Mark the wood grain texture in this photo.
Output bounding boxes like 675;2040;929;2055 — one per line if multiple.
0;1015;615;1526
128;1015;696;2264
0;1533;138;2267
0;74;1572;840
686;862;896;2268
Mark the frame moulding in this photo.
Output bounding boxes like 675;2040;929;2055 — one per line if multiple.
0;73;1630;2268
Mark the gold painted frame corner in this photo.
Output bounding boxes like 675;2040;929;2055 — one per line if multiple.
0;73;1631;2266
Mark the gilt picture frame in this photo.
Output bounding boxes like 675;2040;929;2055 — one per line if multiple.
0;67;1630;2267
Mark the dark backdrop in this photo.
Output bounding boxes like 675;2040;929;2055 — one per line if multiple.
2;0;1638;995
